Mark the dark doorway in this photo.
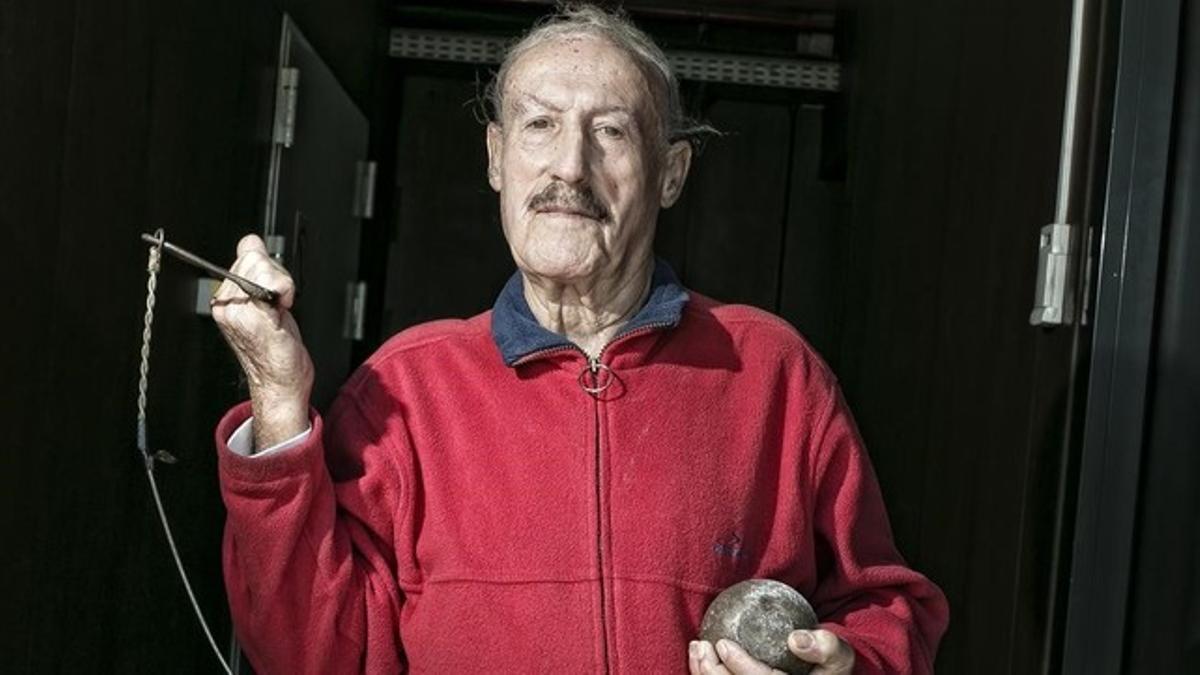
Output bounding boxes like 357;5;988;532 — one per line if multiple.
0;0;1119;672
366;4;1085;673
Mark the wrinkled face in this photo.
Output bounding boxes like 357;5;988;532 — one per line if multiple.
487;34;690;283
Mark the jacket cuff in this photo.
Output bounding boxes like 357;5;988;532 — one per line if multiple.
216;400;325;482
815;621;891;675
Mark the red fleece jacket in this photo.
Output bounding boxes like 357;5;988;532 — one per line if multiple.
216;293;948;674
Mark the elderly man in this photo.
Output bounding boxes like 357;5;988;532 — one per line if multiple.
212;5;948;674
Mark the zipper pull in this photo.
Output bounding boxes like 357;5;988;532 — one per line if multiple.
579;355;614;397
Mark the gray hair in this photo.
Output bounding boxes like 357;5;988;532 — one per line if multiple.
485;3;716;151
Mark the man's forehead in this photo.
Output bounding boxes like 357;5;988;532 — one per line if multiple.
502;35;660;117
506;35;650;92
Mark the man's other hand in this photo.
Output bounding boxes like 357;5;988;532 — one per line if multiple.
688;629;855;675
211;234;314;449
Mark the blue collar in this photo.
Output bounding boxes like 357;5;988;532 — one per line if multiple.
491;259;690;366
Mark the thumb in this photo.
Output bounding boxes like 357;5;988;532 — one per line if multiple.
788;629;854;672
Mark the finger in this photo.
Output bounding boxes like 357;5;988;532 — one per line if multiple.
714;639;780;675
225;245;296;310
212;241;270;307
210;277;249;314
788;630;854;673
236;233;268;257
239;255;296;309
211;286;290;344
696;640;734;675
688;640;703;675
210;273;284;333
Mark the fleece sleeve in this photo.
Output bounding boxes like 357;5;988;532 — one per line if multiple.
805;384;950;674
215;376;412;675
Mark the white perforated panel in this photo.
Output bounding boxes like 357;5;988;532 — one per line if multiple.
389;28;840;92
390;29;507;66
669;50;839;91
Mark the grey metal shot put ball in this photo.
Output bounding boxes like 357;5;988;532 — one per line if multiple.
698;579;819;674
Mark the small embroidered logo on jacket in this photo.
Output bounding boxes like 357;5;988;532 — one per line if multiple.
712;534;744;559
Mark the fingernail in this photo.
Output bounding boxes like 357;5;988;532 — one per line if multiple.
715;639;730;660
688;641;698;658
790;631;814;650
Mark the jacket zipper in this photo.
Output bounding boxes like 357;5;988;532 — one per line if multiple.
588;323;675;673
510;344;583;366
591;373;611;673
515;321;676;673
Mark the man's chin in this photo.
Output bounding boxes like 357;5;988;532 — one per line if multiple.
516;251;605;285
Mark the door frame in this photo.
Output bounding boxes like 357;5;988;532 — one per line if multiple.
1058;0;1183;671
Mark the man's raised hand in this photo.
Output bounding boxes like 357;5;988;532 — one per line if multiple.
211;234;313;450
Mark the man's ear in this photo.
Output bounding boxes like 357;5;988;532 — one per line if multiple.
659;139;693;208
486;122;504;192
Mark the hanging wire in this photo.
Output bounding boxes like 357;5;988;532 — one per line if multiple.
136;233;161;464
136;228;234;675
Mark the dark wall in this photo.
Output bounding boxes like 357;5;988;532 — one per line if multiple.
381;66;513;332
0;0;379;670
841;0;1079;672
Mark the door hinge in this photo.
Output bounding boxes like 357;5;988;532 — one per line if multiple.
353;160;377;219
193;278;221;316
1029;223;1077;326
343;281;367;340
264;234;287;263
273;66;300;148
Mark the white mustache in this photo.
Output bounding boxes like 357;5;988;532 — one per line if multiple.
528;183;610;221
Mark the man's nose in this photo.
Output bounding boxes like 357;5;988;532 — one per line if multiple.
549;125;590;185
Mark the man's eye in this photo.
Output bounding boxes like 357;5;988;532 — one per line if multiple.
525;118;552;131
597;125;625;139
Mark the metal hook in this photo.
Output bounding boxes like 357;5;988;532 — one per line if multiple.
139;232;280;305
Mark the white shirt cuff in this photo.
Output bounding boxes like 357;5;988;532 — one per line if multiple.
228;416;313;457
